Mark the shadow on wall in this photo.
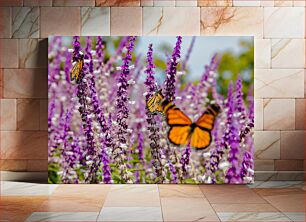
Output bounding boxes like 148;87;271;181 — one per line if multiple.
1;39;48;184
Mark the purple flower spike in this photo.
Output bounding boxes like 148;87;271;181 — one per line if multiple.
224;81;242;184
114;36;137;182
144;44;156;101
144;44;164;183
180;143;191;176
85;36;94;74
235;74;246;120
72;36;82;62
181;37;195;71
240;150;254;183
164;36;182;102
96;36;104;71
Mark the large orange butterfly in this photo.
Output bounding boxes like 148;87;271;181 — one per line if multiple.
146;91;220;149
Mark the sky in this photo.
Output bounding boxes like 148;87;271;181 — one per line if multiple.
136;36;253;81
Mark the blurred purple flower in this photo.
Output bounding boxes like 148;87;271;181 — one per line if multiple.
164;36;182;102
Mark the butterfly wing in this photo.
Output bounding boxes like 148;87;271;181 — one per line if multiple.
70;60;83;81
190;104;220;149
168;125;191;146
190;127;211;149
166;106;192;126
195;104;220;130
166;106;193;146
146;90;164;113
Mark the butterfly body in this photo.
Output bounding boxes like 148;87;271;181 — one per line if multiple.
146;90;220;149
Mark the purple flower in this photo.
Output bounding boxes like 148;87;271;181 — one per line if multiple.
180;143;191;176
164;36;182;102
240;150;254;183
181;37;195;71
169;161;178;183
113;36;137;182
96;36;104;71
224;81;242;184
144;44;164;182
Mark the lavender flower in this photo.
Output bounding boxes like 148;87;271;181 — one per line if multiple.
225;82;242;184
164;36;182;101
180;143;191;176
181;37;195;71
113;36;137;182
144;44;164;182
96;36;104;71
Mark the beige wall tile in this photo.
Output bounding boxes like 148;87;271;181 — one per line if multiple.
19;39;48;68
0;131;47;159
272;39;305;68
27;159;48;171
233;0;260;6
295;99;305;130
274;0;293;6
53;0;95;6
141;0;153;6
40;99;48;130
0;99;16;131
255;69;304;98
3;69;47;99
0;39;18;68
0;0;22;6
176;0;197;6
254;99;263;130
17;99;40;130
280;131;305;159
305;70;306;98
264;7;305;38
0;69;3;98
81;7;110;36
200;7;263;37
12;7;39;38
0;7;11;38
24;0;52;6
0;160;27;171
143;7;200;35
40;7;80;38
154;0;176;6
254;39;271;68
254;131;280;159
293;0;305;6
254;160;274;171
260;0;274;6
96;0;140;6
263;99;295;130
111;7;142;35
275;160;304;171
198;0;232;6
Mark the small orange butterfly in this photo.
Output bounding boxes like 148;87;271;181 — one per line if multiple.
146;90;220;149
70;54;84;82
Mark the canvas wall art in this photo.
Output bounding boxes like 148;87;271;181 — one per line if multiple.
48;36;254;184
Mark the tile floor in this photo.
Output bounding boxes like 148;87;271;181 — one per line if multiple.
0;181;305;221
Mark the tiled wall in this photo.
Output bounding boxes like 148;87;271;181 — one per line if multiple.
0;0;305;180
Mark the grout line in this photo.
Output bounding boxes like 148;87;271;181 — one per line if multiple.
157;184;165;222
198;185;222;222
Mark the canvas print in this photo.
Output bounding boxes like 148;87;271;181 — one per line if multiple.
48;36;254;184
